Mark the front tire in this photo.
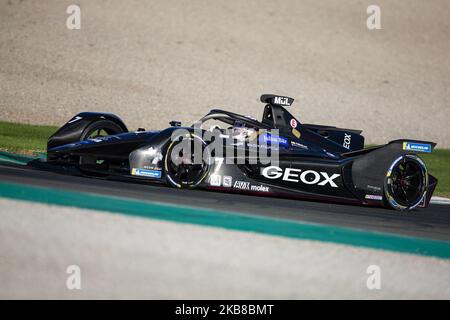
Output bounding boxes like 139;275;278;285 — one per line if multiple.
79;120;125;177
81;120;124;140
384;155;428;211
164;133;211;189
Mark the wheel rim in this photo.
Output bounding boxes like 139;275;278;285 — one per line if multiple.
165;135;210;188
85;128;115;139
385;155;427;210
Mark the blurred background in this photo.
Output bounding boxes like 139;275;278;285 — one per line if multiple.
1;0;449;146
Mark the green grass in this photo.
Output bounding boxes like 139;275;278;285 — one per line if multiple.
0;121;449;197
0;121;58;153
421;149;450;197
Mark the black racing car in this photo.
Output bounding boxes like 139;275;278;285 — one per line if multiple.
46;94;437;211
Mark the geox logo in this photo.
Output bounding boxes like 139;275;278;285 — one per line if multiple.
261;166;341;188
343;133;351;149
273;96;289;106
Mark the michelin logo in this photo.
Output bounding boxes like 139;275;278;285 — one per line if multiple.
131;168;161;178
403;142;431;153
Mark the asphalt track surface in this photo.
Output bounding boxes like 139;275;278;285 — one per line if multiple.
0;162;449;242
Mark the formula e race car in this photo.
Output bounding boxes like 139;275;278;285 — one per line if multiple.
46;94;438;211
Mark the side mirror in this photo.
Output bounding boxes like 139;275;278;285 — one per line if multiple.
170;121;181;127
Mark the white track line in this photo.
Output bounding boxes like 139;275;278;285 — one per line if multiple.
430;197;450;205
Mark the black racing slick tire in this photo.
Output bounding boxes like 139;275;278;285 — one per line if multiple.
384;154;428;211
164;133;211;189
81;120;124;140
78;120;125;177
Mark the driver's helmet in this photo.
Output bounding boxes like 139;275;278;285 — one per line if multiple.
232;121;255;141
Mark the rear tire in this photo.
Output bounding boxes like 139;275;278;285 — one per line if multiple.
384;155;428;211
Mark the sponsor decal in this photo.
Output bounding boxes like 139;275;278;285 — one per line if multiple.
223;176;232;187
131;168;161;178
291;141;308;150
89;135;121;143
247;142;275;150
251;184;270;192
367;185;382;192
143;165;162;171
259;133;288;147
210;174;222;186
365;194;383;201
402;142;431;153
290;118;298;128
261;166;341;188
234;180;250;190
343;133;351;149
274;96;290;106
67;116;82;124
233;181;270;192
292;128;301;138
325;151;338;158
